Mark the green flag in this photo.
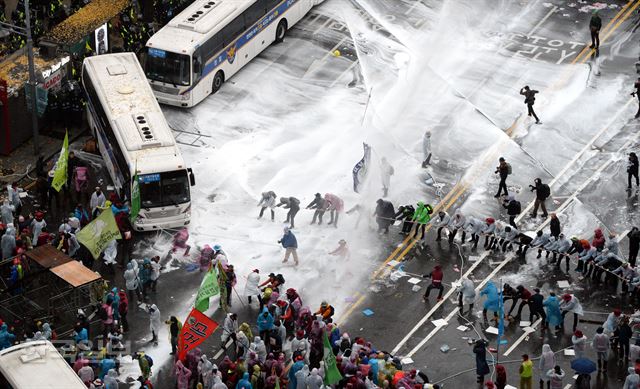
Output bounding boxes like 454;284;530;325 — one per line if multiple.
76;208;122;259
130;173;140;222
195;267;219;312
323;331;342;385
51;130;69;192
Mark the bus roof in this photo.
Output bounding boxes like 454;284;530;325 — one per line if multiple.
82;53;187;175
146;0;255;54
0;341;86;388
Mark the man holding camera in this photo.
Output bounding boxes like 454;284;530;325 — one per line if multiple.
529;178;550;218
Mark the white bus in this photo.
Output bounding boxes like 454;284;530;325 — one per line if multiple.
0;341;86;388
144;0;324;107
82;53;195;231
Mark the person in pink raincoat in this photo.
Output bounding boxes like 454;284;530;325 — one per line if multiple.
199;245;214;272
324;193;344;228
175;360;192;389
172;228;191;256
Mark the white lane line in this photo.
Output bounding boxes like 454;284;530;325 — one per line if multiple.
329;59;360;88
503;318;542;356
304;37;348;77
404;258;513;358
213;339;233;360
404;0;424;15
563;385;572;389
313;16;333;35
390;251;491;355
519;97;634;218
526;6;558;38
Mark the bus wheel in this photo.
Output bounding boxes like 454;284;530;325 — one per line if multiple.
212;71;224;93
275;19;287;43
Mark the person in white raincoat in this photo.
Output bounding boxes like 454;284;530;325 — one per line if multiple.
538;344;556;387
422;131;432;167
306;368;323;389
244;269;261;305
559;293;584;332
250;336;267;363
380;157;394;197
0;199;14;225
198;354;214;389
148;304;161;344
103;240;118;265
457;277;476;314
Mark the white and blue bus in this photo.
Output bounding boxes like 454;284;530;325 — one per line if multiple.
82;53;195;231
144;0;324;107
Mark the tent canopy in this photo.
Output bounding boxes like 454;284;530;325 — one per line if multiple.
48;0;131;45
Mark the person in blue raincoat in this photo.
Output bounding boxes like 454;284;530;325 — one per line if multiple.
256;307;274;342
0;323;16;350
543;292;562;331
481;281;500;323
236;372;252;389
109;288;120;321
288;355;305;389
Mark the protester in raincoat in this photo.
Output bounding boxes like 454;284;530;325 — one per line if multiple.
324;193;344;228
538;344;556;387
30;211;46;245
257;191;277;221
624;367;640;389
102;369;119;389
200;244;214;272
236;371;252;389
380;157;394;197
148;304;161;344
175;360;192;389
0;199;14;225
1;226;16;260
543;292;562;330
481;281;500;323
0;323;16;350
458;277;476;313
245;269;261;305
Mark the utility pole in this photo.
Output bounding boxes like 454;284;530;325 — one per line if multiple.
0;0;39;155
24;0;39;155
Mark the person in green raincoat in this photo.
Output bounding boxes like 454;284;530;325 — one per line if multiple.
412;202;433;241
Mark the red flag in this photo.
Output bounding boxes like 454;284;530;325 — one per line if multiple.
177;308;218;361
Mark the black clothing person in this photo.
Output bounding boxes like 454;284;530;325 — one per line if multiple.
589;11;602;49
632;78;640;118
628;152;639;190
494;157;510;198
520;86;540;124
628;227;640;267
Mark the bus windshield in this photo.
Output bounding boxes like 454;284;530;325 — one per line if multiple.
145;48;191;86
139;170;190;208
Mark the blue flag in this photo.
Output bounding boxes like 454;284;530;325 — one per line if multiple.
498;289;504;336
352;143;371;192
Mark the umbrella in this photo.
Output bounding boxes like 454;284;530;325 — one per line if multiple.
571;358;597;374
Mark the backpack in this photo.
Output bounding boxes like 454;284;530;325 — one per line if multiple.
513;201;522;214
506;163;512;175
97;304;108;321
540;184;550;199
145;354;154;367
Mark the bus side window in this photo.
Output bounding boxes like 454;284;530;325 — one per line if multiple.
220;15;246;46
244;0;267;26
193;53;202;80
265;0;281;10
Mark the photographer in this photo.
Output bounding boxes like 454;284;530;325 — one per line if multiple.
529;178;550;218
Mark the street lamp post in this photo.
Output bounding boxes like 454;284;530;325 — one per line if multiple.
0;0;39;155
